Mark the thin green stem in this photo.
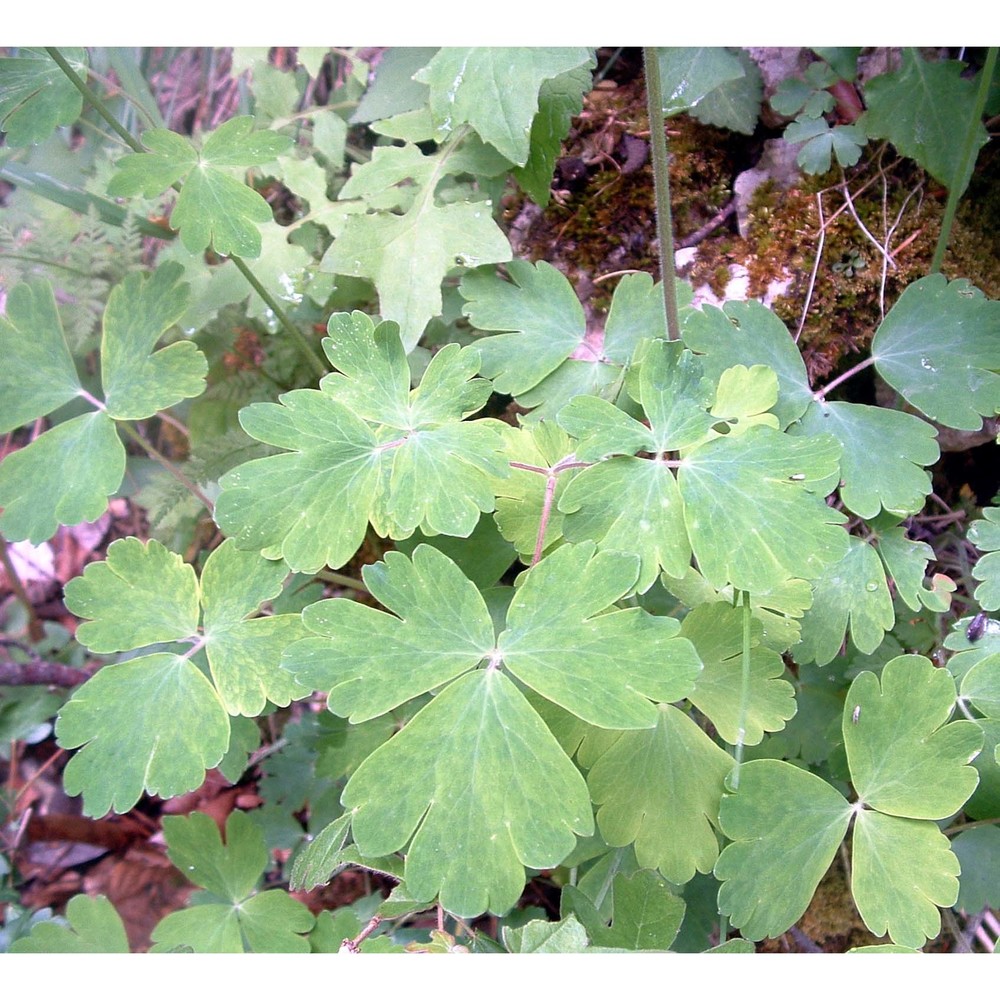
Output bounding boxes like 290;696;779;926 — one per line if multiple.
812;356;876;401
0;534;44;642
730;590;753;790
313;569;369;594
943;816;1000;837
931;47;997;274
116;421;215;513
642;47;681;341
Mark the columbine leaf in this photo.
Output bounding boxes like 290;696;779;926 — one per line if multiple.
960;654;1000;719
0;48;87;146
413;48;594;165
845;655;983;818
968;507;1000;610
682;299;813;429
792;401;937;518
199;540;310;716
851;810;959;949
952;826;1000;913
681;603;796;745
109;116;292;257
0;279;82;431
100;262;205;419
862;50;989;195
871;274;1000;431
586;705;734;884
284;544;495;723
873;520;948;612
63;538;199;653
715;758;852;941
795;537;895;665
0;412;124;544
9;894;129;953
562;869;686;950
55;653;230;816
499;542;703;729
343;669;593;918
678;425;848;592
503;914;591;953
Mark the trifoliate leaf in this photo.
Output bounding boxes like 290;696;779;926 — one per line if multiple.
795;537;895;666
844;655;983;818
871;275;1000;431
0;412;124;544
715;758;852;941
561;869;686;950
108;116;292;257
862;50;989;195
851;810;959;949
792;401;937;518
414;48;594;165
968;507;1000;610
678;425;848;592
343;669;594;918
656;48;745;117
63;537;199;653
785;117;866;174
100;262;205;419
513;66;592;205
200;540;310;715
682;299;813;429
9;894;129;953
498;542;702;729
586;705;734;884
56;653;230;816
0;279;82;431
286;544;495;722
681;603;796;745
0;48;88;147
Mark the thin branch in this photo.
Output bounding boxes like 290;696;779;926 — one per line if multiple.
812;356;877;401
795;192;827;344
0;658;94;687
117;421;216;513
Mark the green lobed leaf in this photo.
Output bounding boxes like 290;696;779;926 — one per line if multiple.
959;653;1000;716
795;536;896;666
100;262;206;420
0;278;82;431
844;655;983;818
656;48;745;116
951;826;1000;913
689;48;763;135
871;274;1000;431
0;48;88;146
503;914;591;953
715;758;852;941
289;812;353;892
681;603;796;745
851;810;959;949
0;411;125;544
414;48;594;165
56;653;230;816
678;425;848;593
862;49;990;195
792;401;937;518
9;894;129;953
873;520;947;612
63;537;199;653
586;705;734;884
968;507;1000;610
343;669;594;918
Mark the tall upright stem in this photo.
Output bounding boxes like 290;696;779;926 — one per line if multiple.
642;47;681;341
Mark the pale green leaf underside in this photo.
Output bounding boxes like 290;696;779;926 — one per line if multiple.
871;274;1000;431
845;655;983;818
715;758;852;941
587;705;734;884
344;669;594;918
56;653;230;816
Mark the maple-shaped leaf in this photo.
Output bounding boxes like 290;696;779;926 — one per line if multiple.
968;507;1000;610
585;705;734;884
795;536;896;665
845;654;982;819
871;275;1000;431
58;539;306;814
343;669;594;918
682;299;813;429
215;313;508;570
9;894;129;953
413;48;594;165
862;49;989;195
108;115;292;257
0;47;88;146
678;425;848;592
153;811;313;952
715;758;853;942
680;602;796;745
